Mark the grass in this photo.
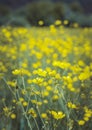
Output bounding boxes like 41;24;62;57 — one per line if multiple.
0;25;92;130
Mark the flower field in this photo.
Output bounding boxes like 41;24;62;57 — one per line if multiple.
0;25;92;130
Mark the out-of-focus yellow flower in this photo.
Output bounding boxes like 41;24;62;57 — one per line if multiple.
63;20;69;25
10;113;16;119
49;110;65;120
33;77;44;85
41;113;48;119
28;108;37;118
55;20;62;26
50;25;57;34
38;20;44;26
83;117;89;121
43;100;48;104
3;107;9;113
33;69;47;77
19;98;24;102
73;23;79;28
78;120;85;125
12;69;21;75
22;101;28;107
12;68;31;76
67;102;77;109
42;91;49;97
46;86;52;91
52;95;59;101
7;81;17;88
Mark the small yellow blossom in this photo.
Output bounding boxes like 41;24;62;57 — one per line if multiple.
63;20;69;25
38;20;44;26
78;120;85;125
49;110;65;120
41;113;48;119
22;101;28;107
67;102;77;109
10;113;16;119
12;69;20;75
55;20;62;26
28;108;37;118
52;95;59;101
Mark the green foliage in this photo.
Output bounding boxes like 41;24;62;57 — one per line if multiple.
0;4;11;25
0;4;11;16
7;16;30;27
0;2;92;27
26;1;64;26
69;2;83;13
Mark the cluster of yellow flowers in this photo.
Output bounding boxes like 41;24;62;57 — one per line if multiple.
0;25;92;130
78;106;92;126
49;110;65;120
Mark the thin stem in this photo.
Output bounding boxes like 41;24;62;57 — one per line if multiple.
34;95;46;130
2;77;16;97
17;90;33;130
33;117;40;130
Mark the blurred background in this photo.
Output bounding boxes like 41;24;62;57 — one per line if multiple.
0;0;92;27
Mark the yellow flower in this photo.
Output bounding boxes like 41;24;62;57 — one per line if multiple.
67;102;77;109
56;111;65;120
83;117;89;121
28;108;37;118
49;70;56;76
41;113;48;119
22;101;28;107
43;100;48;104
73;23;79;28
21;89;27;95
10;113;16;119
63;20;69;25
19;98;24;102
34;68;47;77
3;107;9;113
7;81;16;88
46;86;52;91
12;69;20;75
42;91;49;97
55;20;62;26
20;43;27;52
49;110;65;120
38;20;44;26
12;68;31;76
33;77;44;85
78;120;85;125
12;99;16;103
52;95;59;101
37;102;42;106
50;25;56;34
